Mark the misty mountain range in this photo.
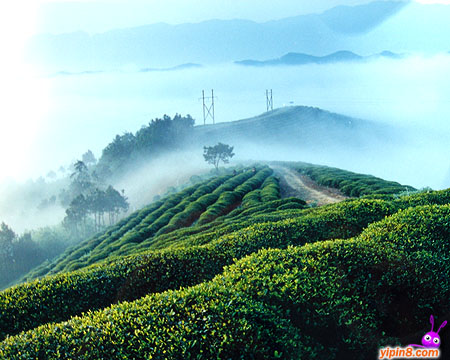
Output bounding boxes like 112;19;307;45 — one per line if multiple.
27;1;450;72
48;50;401;77
235;50;403;67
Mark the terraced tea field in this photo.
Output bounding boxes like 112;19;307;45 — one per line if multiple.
2;162;450;360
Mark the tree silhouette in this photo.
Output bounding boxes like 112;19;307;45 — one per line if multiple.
98;114;194;176
82;150;97;167
70;160;93;197
0;223;46;288
105;186;129;224
203;143;235;170
0;222;15;260
63;194;89;238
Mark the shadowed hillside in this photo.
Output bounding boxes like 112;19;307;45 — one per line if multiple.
193;106;397;155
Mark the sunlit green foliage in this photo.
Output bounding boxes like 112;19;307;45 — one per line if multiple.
1;203;450;359
4;188;450;342
3;161;450;359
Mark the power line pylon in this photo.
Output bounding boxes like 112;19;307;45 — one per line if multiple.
201;89;216;125
266;89;273;112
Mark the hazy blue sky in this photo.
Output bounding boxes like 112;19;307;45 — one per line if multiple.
0;0;396;182
0;0;448;183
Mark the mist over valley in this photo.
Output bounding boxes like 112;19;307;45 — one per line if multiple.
2;51;450;235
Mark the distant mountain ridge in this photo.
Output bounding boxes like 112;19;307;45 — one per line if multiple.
25;1;450;72
236;50;403;66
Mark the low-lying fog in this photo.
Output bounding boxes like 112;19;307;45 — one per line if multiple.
1;55;449;232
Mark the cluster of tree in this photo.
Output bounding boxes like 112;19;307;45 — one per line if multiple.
0;223;46;289
0;223;76;289
63;160;129;239
0;152;129;288
1;115;196;288
98;114;195;177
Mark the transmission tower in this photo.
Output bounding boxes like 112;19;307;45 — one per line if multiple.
201;89;216;125
266;89;273;112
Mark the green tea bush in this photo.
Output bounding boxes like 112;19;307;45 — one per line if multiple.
197;168;273;225
155;170;257;235
227;198;306;219
196;191;241;225
260;176;281;202
241;189;261;208
0;246;228;341
394;188;450;207
85;176;230;255
0;282;303;359
25;201;164;279
25;167;281;280
28;175;232;278
276;202;306;211
3;205;450;359
0;198;397;341
220;204;450;359
123;188;450;255
287;161;415;197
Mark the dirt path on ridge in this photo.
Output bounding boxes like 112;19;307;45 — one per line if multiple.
272;165;349;206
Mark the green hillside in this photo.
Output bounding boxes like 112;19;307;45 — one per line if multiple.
1;162;449;359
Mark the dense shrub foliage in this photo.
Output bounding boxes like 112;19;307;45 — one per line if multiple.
2;204;450;359
2;162;450;359
241;175;281;208
0;198;399;340
3;187;450;343
196;168;274;225
220;204;450;358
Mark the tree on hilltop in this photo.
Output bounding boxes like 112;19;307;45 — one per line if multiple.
203;143;235;171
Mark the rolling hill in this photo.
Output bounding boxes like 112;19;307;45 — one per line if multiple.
192;106;398;156
3;158;450;359
90;105;409;211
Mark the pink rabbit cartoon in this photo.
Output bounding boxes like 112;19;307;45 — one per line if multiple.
409;315;447;348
